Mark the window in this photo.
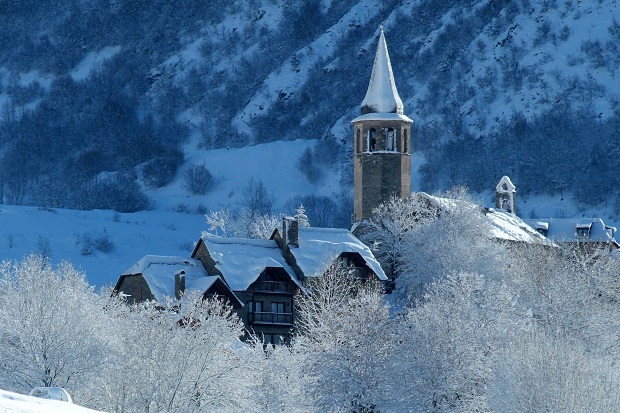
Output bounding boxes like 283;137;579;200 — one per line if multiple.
263;333;289;346
356;129;361;153
368;129;376;152
271;302;285;313
403;129;408;153
249;301;263;313
576;226;591;238
386;128;395;151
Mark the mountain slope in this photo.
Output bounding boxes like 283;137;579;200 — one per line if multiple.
0;0;618;213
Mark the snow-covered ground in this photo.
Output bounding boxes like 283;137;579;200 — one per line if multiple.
0;139;342;287
0;389;105;413
0;137;615;288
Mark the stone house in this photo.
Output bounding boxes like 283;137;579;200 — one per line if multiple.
114;255;243;308
114;219;386;345
524;217;619;253
191;218;387;344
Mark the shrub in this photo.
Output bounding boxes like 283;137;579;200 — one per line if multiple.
74;174;150;213
183;164;214;195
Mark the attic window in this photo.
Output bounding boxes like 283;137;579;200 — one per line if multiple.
576;224;592;238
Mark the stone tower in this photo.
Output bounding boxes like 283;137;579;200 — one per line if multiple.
351;29;412;222
495;176;516;214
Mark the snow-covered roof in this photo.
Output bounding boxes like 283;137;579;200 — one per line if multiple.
350;112;413;124
496;176;516;193
523;218;618;244
199;237;303;291
292;227;387;280
121;255;230;303
360;28;404;115
411;193;551;245
486;209;552;244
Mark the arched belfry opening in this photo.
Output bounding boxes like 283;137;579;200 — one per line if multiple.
351;28;413;222
495;176;517;215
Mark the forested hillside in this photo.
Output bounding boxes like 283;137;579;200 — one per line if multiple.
0;0;618;213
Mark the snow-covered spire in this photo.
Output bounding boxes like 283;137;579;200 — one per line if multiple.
360;28;404;115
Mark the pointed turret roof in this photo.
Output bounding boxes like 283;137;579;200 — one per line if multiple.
360;28;404;115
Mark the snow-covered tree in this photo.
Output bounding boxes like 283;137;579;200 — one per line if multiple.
254;344;313;413
295;204;310;227
360;195;425;278
488;329;620;413
204;208;281;239
103;293;256;413
0;254;115;399
294;263;401;412
400;272;526;413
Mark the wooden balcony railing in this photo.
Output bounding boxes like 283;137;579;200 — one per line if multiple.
251;312;293;325
253;281;293;294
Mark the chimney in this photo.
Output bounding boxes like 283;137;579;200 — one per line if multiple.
174;271;186;299
282;217;299;248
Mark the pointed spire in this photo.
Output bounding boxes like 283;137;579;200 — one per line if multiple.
361;28;404;115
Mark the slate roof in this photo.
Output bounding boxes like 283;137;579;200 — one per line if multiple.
359;28;404;115
198;237;303;291
119;255;242;305
291;227;388;281
524;218;619;246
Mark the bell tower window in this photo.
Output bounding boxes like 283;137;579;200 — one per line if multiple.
356;129;361;153
386;128;395;151
368;129;376;152
403;129;408;153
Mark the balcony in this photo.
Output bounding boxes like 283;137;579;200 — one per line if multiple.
250;312;293;325
253;281;293;294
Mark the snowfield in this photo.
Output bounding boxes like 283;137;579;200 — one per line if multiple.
0;389;106;413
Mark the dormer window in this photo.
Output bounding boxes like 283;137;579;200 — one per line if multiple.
576;224;592;238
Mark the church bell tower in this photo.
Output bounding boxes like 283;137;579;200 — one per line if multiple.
352;28;412;222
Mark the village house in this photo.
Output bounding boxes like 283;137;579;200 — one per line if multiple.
191;218;386;344
491;176;619;253
524;218;619;253
114;255;243;308
114;219;387;344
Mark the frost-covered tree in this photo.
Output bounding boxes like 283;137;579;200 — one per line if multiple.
360;195;431;277
204;208;281;239
488;329;620;413
254;344;313;413
294;264;400;412
102;293;256;413
400;272;526;413
399;189;508;302
0;254;115;398
294;204;310;227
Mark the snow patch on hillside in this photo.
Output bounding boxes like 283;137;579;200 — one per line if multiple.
232;0;386;140
151;138;340;211
70;46;122;82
